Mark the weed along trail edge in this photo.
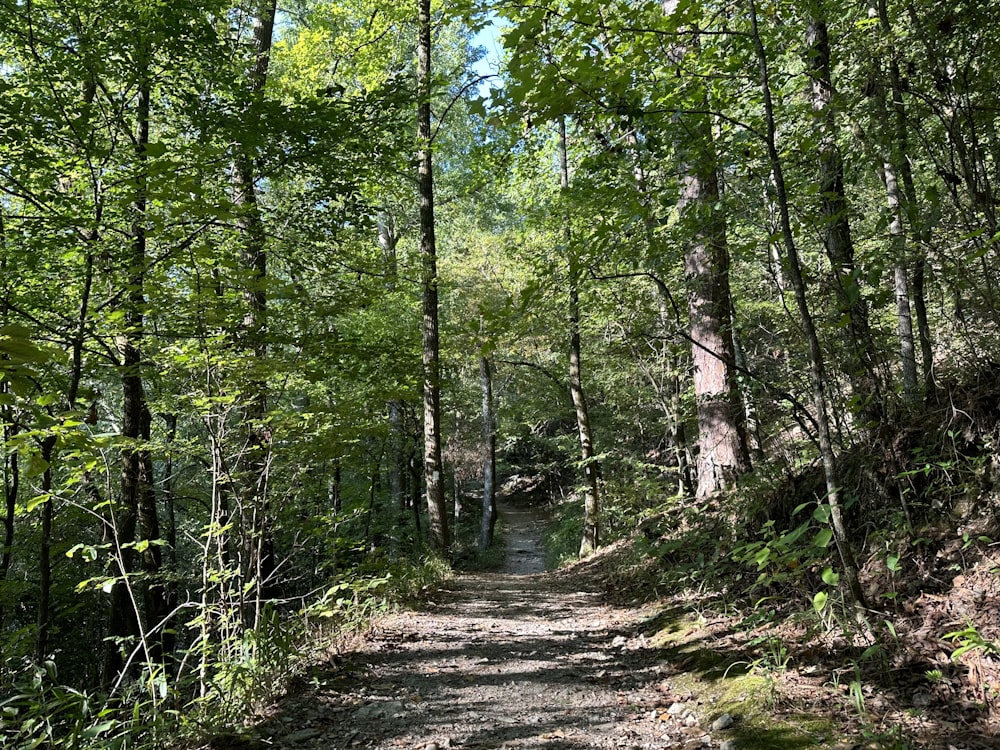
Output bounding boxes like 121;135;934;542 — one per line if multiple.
242;507;798;750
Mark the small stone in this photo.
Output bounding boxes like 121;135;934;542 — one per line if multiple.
353;700;406;720
285;728;322;743
611;635;628;648
683;713;699;727
719;741;738;750
667;702;687;715
710;713;734;731
912;690;933;708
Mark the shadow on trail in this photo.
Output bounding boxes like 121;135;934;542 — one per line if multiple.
242;500;1000;750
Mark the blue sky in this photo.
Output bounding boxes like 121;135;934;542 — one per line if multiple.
470;14;504;88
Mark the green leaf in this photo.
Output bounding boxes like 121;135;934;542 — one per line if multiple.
24;453;50;479
821;567;839;586
81;720;117;739
812;528;833;548
26;493;50;512
813;590;829;614
778;520;810;547
887;553;901;572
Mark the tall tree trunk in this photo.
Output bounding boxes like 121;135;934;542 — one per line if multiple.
884;160;919;403
232;0;278;615
749;0;866;609
479;355;497;550
0;229;18;633
676;112;750;497
36;437;55;661
0;408;16;634
116;73;169;673
558;118;601;556
660;6;749;497
868;0;918;404
417;0;449;550
805;7;882;424
380;214;408;522
876;0;935;395
912;258;934;395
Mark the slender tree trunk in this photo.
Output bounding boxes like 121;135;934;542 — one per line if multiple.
805;7;883;424
749;0;867;609
36;437;54;661
409;446;423;536
558;118;601;555
876;0;935;395
885;159;919;403
868;0;917;404
0;414;16;632
389;401;405;511
417;0;449;550
479;355;497;550
117;73;169;670
0;232;18;632
732;313;764;460
232;0;278;613
912;258;934;394
380;215;408;522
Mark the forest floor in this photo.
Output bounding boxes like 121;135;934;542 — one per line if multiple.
221;503;1000;750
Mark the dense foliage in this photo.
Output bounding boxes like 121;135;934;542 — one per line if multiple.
2;0;999;745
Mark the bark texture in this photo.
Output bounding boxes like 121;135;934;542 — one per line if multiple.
677;129;750;498
558;118;601;555
418;0;450;550
806;9;883;422
232;0;278;612
479;355;497;550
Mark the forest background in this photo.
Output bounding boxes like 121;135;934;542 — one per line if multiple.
2;0;1000;746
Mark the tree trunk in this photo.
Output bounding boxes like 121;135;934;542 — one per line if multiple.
232;0;278;615
660;7;749;497
912;258;934;395
417;0;450;551
749;0;867;609
36;437;54;662
0;236;18;632
558;118;601;556
886;158;919;403
876;0;935;395
479;355;497;550
0;415;16;633
676;113;750;497
805;8;883;425
381;216;408;520
117;73;169;672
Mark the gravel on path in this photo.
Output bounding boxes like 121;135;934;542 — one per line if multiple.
245;506;736;750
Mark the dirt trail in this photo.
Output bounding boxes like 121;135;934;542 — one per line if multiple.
251;505;736;750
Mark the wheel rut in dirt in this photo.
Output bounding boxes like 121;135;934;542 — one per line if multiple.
253;507;733;750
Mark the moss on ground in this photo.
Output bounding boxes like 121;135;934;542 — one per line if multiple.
646;617;847;750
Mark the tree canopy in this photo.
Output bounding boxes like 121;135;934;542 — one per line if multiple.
2;0;1000;745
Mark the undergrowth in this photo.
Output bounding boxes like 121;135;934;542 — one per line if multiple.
0;553;451;750
535;373;1000;747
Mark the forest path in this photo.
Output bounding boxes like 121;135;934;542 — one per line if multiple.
251;507;738;750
